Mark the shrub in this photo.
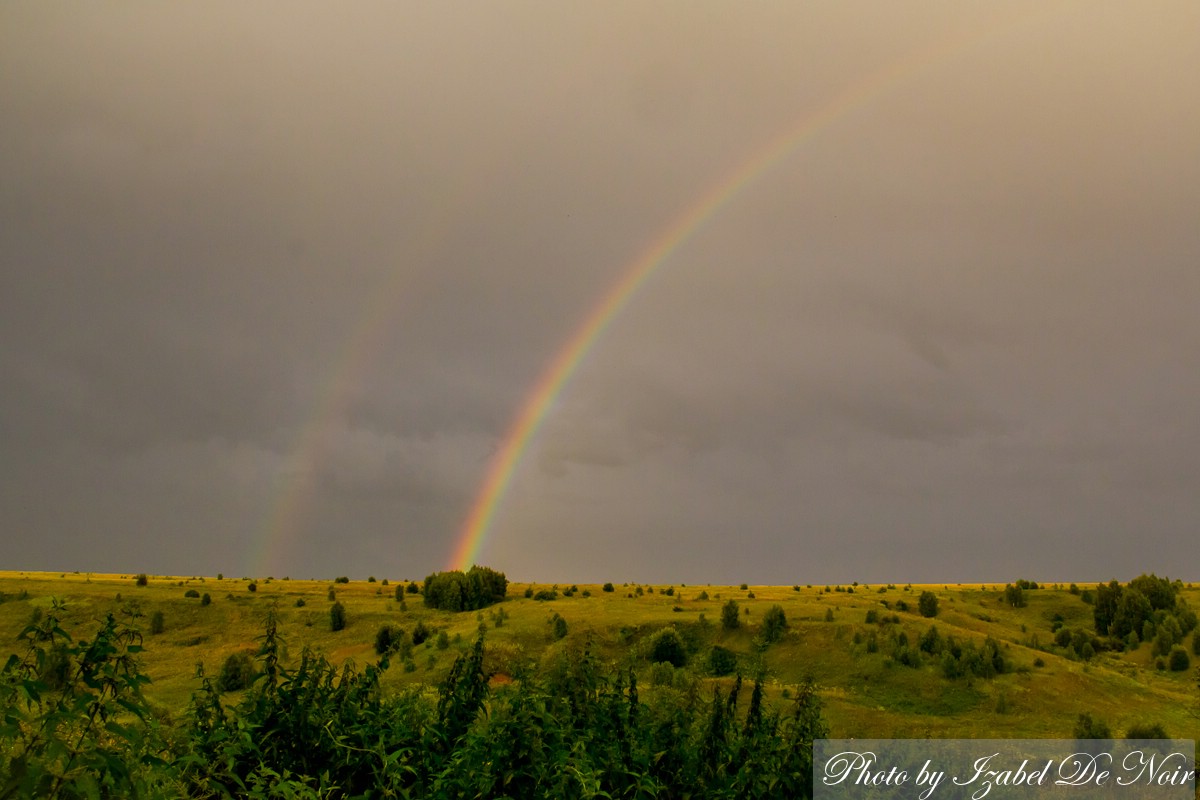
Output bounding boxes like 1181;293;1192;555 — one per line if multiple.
1167;645;1190;671
739;583;748;590
1126;721;1168;739
721;599;740;630
148;610;165;635
375;624;400;655
411;621;432;646
247;582;257;593
295;598;306;607
135;574;148;587
649;629;687;667
761;605;788;644
602;582;614;592
533;589;558;602
824;608;834;622
436;631;450;650
918;591;939;617
200;593;211;606
367;576;376;583
865;610;878;624
184;589;200;598
335;576;350;584
216;650;257;692
709;645;737;676
1074;712;1111;740
549;613;568;640
330;601;346;632
406;581;421;594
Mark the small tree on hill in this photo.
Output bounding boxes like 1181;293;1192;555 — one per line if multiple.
150;610;165;635
135;574;148;587
330;601;346;632
761;604;788;644
216;651;256;692
602;582;615;592
649;629;687;668
721;599;740;630
919;591;939;618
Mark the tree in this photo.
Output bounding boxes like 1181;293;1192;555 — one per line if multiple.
1003;584;1026;608
150;610;165;635
330;601;346;632
709;645;737;676
1168;646;1190;672
216;651;256;692
423;566;508;612
649;629;687;667
549;613;568;641
375;624;401;655
135;574;148;587
721;599;740;630
761;605;788;644
1074;712;1111;739
1094;580;1122;635
200;593;211;606
918;591;939;618
602;582;615;592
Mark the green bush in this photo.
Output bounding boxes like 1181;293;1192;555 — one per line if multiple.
1126;721;1168;739
135;573;148;587
1167;645;1190;671
602;582;615;592
1074;712;1111;740
423;566;507;611
721;599;740;630
709;645;737;676
216;650;257;692
200;592;211;606
375;624;401;655
335;576;350;584
184;588;200;598
150;610;165;635
549;612;568;640
330;601;347;632
411;620;432;645
649;629;687;667
761;605;788;644
918;591;939;618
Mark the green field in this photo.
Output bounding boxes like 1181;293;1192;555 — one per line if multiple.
2;570;1196;741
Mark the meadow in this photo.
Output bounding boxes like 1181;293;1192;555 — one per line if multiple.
1;570;1197;797
2;570;1196;738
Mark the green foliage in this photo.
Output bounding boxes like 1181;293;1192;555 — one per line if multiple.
412;621;432;646
184;588;200;598
1168;645;1190;672
918;591;939;618
334;576;350;584
1126;721;1168;739
649;628;687;667
721;599;740;630
423;566;508;612
602;582;614;592
247;581;257;593
135;573;148;586
760;604;788;644
217;650;257;692
150;609;165;635
1074;712;1112;739
330;601;346;632
709;645;737;676
407;581;421;594
533;589;558;602
200;592;211;606
548;613;568;641
375;624;401;655
1003;583;1027;608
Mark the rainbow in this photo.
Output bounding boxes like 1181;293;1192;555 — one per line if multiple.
448;9;1051;572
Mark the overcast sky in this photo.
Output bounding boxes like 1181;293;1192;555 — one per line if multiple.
3;3;1198;584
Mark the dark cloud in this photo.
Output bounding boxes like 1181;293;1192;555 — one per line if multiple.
2;2;1198;582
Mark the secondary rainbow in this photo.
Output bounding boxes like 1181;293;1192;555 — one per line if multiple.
448;9;1048;572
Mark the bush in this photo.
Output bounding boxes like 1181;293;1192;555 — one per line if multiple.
375;624;400;655
411;621;432;646
216;650;256;692
533;589;558;602
406;581;421;594
649;629;688;668
721;599;740;630
184;589;200;598
330;601;346;632
1167;645;1190;671
135;574;148;587
200;593;211;606
602;582;614;592
918;591;939;618
436;631;450;650
761;605;788;644
150;610;165;635
295;598;306;607
247;582;257;593
335;576;350;584
1074;712;1112;740
367;576;376;583
709;645;737;676
549;613;568;640
1126;722;1168;739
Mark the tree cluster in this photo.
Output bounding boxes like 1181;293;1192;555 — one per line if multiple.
422;566;508;612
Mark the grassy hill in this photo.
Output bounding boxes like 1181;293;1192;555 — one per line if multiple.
1;570;1197;741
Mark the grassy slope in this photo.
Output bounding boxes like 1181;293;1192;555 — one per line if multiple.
1;571;1196;740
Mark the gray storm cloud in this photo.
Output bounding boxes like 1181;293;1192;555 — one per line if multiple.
2;1;1197;582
